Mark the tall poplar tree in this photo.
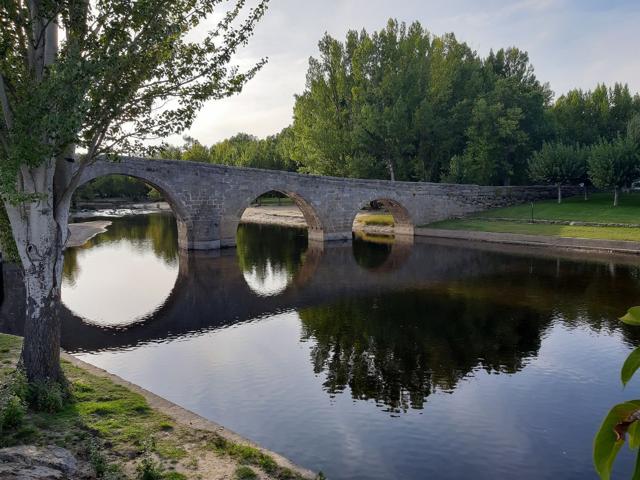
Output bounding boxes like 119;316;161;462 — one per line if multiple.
0;0;268;385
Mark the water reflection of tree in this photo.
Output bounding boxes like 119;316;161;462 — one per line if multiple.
299;291;548;413
236;223;308;283
63;214;178;284
352;233;393;270
434;258;640;345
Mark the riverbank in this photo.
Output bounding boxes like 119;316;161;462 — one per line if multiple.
0;334;318;480
416;227;640;255
418;192;640;253
67;221;112;248
71;201;171;220
241;205;394;234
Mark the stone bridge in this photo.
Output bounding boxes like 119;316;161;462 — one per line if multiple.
79;157;567;249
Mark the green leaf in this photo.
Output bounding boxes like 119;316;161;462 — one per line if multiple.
620;307;640;326
594;401;640;479
630;421;640;450
634;449;640;480
623;348;640;387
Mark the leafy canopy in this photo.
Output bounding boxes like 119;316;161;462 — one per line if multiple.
0;0;268;201
587;136;638;191
528;142;586;186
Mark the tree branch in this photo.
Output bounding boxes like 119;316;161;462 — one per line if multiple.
0;73;13;131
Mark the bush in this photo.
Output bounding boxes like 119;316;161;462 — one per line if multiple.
28;380;66;413
0;368;28;434
0;394;26;430
234;466;258;480
88;439;126;479
136;438;165;480
136;456;164;480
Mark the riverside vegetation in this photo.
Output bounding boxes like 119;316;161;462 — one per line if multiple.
425;192;640;242
0;334;317;480
55;19;640;208
594;307;640;479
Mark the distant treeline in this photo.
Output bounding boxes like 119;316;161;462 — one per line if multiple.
155;20;640;187
77;19;640;204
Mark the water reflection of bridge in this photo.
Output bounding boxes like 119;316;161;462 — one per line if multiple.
3;237;640;354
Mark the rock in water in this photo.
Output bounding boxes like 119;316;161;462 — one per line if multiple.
0;445;94;479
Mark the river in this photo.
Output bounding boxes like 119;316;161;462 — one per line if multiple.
8;211;640;479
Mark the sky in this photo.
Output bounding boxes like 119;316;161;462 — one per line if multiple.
178;0;640;146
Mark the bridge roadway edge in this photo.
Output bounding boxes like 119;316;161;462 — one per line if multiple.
79;157;576;251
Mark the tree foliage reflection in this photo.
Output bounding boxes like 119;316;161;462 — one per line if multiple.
299;291;550;413
236;223;308;294
63;214;178;284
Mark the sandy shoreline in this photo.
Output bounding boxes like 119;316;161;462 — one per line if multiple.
65;205;393;250
241;205;394;234
66;220;112;248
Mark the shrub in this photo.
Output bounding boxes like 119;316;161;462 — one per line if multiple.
136;455;164;480
28;380;66;413
0;394;26;430
234;466;258;480
0;368;28;433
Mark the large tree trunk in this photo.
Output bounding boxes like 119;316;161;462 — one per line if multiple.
614;187;619;207
4;162;68;383
22;249;64;383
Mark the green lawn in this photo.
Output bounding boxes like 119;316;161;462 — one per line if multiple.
426;219;640;242
468;192;640;224
0;334;311;480
421;192;640;242
357;213;395;226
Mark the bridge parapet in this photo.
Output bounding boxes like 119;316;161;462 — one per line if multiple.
77;157;570;250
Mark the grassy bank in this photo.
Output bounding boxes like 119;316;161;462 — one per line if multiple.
425;219;640;242
466;192;640;224
356;213;394;227
0;334;316;480
423;193;640;241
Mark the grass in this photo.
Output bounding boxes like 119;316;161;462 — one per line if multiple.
357;213;394;227
252;197;294;206
467;192;640;224
235;466;258;479
0;334;315;480
426;219;640;242
422;192;640;242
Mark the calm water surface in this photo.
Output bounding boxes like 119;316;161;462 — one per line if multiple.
54;214;640;479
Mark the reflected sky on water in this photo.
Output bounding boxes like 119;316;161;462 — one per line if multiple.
42;214;640;478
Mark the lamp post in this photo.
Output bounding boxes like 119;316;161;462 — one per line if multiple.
530;202;534;224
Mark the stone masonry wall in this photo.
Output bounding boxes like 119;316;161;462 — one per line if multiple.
78;157;574;249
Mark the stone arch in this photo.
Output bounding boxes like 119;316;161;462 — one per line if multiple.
352;197;415;237
222;188;327;247
74;169;192;249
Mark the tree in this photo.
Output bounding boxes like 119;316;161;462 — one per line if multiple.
291;32;357;177
291;23;551;184
449;96;528;185
551;83;640;145
350;20;430;181
0;0;268;384
528;142;586;203
588;137;638;206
